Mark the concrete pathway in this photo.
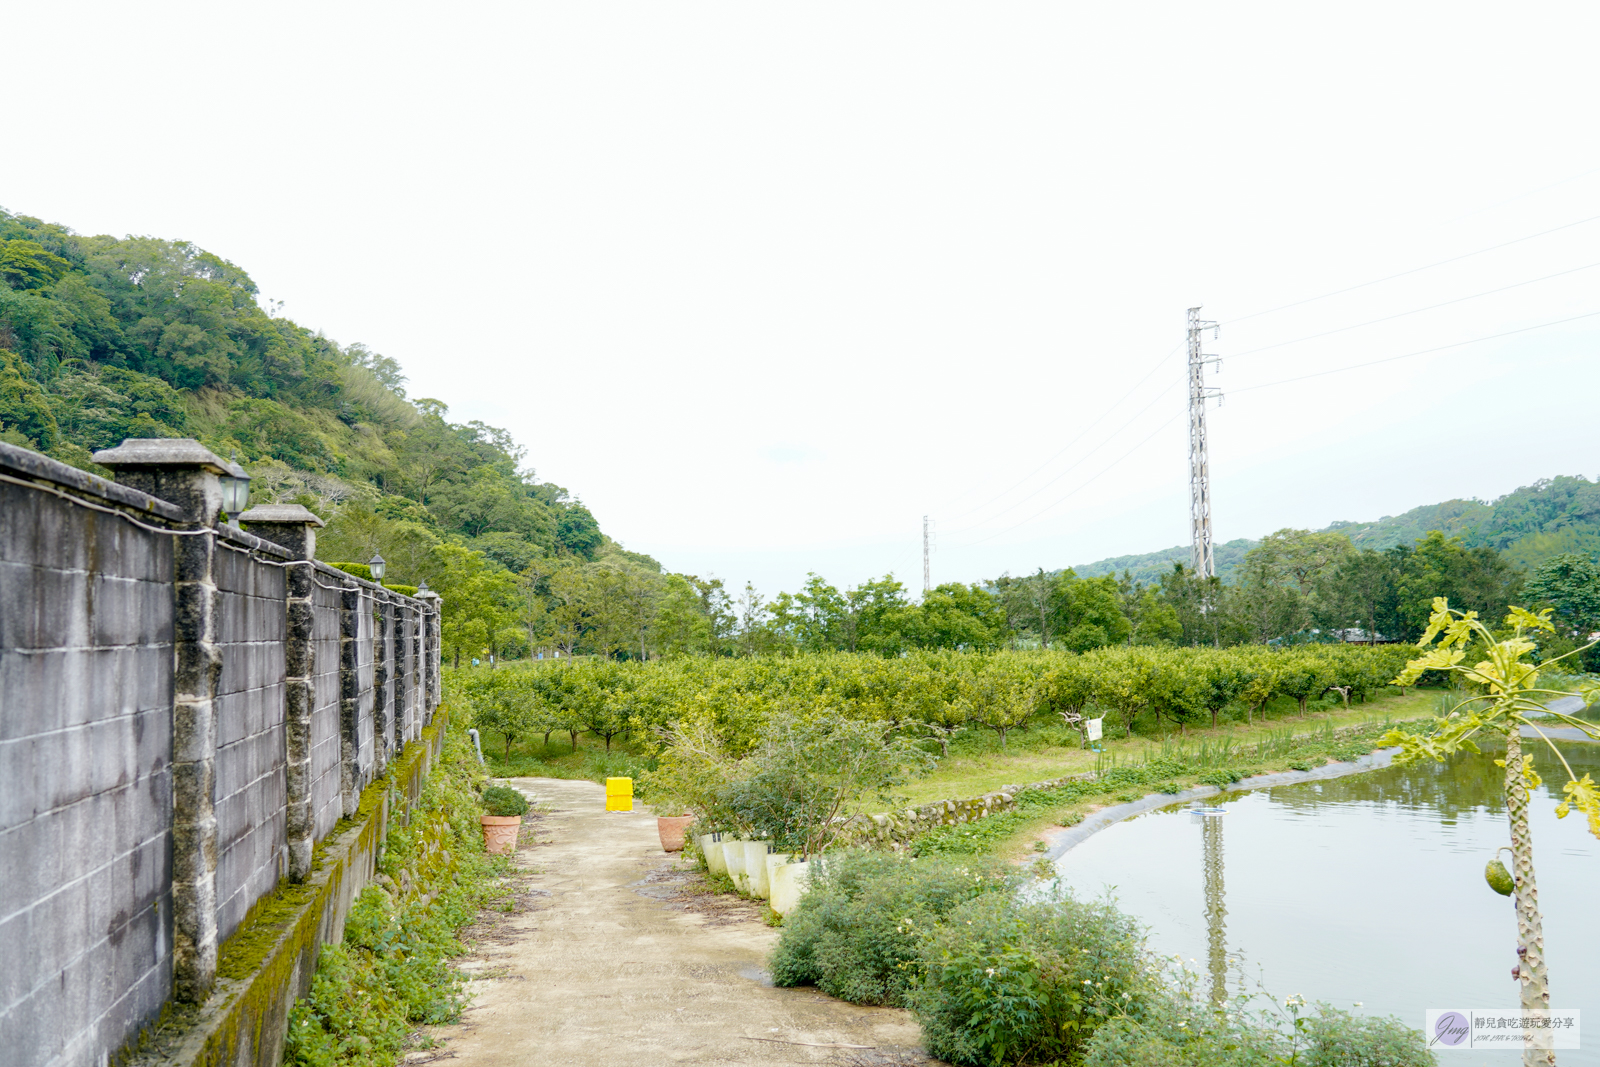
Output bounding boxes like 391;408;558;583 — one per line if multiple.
425;777;926;1066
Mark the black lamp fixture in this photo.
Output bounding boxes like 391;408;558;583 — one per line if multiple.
416;579;430;594
220;451;251;528
368;553;387;583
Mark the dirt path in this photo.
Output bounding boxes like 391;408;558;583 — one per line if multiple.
425;777;928;1066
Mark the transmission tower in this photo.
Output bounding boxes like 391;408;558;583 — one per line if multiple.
923;515;932;593
1187;307;1222;578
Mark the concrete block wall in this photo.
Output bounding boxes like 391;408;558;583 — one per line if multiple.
212;534;289;944
308;574;344;843
0;464;178;1067
0;440;442;1067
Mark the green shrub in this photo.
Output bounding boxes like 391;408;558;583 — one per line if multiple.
481;784;529;817
910;886;1149;1067
770;851;1017;1007
1295;1005;1435;1067
1082;968;1434;1067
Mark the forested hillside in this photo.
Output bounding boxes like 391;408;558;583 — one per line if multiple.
5;205;1596;668
0;206;660;656
1072;475;1600;584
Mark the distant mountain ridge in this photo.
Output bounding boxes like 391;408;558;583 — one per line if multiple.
1070;475;1600;585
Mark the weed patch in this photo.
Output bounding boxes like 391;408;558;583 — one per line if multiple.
283;727;511;1067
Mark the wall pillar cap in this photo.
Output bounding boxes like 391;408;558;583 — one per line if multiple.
92;438;229;473
240;503;326;560
238;503;325;527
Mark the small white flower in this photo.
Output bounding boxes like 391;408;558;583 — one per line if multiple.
986;967;996;977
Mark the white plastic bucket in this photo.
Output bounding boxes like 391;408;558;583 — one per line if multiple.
769;860;810;916
703;833;728;876
743;840;774;898
723;838;748;890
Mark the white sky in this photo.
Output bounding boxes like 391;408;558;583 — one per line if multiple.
7;3;1600;597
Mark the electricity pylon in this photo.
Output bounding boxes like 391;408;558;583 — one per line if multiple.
1188;307;1222;578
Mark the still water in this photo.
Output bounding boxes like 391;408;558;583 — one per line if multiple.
1054;740;1600;1064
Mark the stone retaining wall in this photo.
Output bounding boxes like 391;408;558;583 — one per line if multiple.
833;771;1097;848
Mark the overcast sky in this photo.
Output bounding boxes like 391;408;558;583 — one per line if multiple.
8;3;1600;596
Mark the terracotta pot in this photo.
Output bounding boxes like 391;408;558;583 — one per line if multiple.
656;815;697;852
480;814;522;855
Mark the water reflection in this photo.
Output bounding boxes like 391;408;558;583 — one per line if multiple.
1055;741;1600;1065
1199;810;1226;1005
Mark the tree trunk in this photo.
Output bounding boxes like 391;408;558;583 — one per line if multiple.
569;730;579;751
543;729;553;747
1504;731;1556;1066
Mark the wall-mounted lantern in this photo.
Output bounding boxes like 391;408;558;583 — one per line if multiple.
220;451;251;528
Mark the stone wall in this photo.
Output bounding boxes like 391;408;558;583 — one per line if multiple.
833;771;1098;849
0;439;443;1067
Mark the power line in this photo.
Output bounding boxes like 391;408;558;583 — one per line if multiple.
1223;211;1600;326
944;342;1183;523
1225;259;1600;360
963;410;1185;546
1228;308;1600;396
1441;163;1600;226
948;378;1181;533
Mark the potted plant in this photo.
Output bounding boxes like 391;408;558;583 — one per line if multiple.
654;802;697;853
480;785;529;854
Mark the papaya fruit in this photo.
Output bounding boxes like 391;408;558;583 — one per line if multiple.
1485;857;1515;896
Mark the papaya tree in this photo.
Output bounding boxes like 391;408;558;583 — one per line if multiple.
1385;599;1600;1064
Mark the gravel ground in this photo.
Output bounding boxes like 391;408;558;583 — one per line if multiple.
423;777;933;1066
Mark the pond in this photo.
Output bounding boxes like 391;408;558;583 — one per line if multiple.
1053;736;1600;1064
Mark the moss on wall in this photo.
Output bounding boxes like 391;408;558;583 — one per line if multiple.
125;709;461;1067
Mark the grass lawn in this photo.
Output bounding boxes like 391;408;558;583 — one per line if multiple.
900;685;1442;806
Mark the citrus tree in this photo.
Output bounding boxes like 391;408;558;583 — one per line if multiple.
1385;598;1600;1062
